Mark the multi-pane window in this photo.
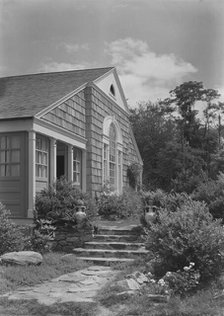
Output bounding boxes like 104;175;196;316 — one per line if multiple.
118;150;122;192
103;143;108;183
73;148;82;185
0;135;21;177
103;120;123;193
36;135;49;179
109;124;116;189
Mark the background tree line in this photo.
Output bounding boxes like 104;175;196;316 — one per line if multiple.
130;81;224;193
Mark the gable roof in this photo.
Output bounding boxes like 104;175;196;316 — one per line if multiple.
0;67;114;119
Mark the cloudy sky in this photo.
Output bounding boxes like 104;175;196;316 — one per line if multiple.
0;0;224;107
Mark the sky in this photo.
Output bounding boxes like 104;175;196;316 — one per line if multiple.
0;0;224;108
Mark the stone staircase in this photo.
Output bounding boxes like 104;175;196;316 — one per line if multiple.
73;224;148;265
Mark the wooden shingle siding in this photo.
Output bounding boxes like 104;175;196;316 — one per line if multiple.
85;86;139;195
42;91;86;138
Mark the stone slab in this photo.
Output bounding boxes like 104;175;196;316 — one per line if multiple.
0;251;43;266
0;265;120;305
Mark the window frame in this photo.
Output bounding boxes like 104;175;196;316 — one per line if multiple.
35;134;49;180
102;117;123;193
109;123;117;190
73;147;82;186
0;134;21;177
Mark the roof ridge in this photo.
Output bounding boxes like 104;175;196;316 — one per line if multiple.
0;66;115;80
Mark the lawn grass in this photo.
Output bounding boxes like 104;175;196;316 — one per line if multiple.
98;283;224;316
0;252;90;294
0;297;98;316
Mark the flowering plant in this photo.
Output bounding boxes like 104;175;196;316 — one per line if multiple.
163;262;200;295
141;277;170;296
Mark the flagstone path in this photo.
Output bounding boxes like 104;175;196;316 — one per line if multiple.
1;265;119;306
0;219;144;315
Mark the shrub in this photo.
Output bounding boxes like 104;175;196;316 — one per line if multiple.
97;188;143;220
140;189;191;212
192;173;224;221
22;219;56;253
35;177;97;224
0;202;24;255
145;197;224;282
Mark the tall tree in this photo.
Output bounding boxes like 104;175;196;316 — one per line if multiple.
164;81;220;148
131;82;222;192
130;102;177;189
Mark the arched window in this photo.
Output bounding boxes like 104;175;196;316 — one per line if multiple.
109;123;116;188
102;117;123;193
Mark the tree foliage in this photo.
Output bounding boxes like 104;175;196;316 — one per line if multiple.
130;102;177;189
131;82;223;191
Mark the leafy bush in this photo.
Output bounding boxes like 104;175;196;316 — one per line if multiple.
0;202;24;255
140;189;191;212
35;177;97;225
139;190;192;228
145;197;224;282
97;188;143;220
22;219;56;253
192;173;224;221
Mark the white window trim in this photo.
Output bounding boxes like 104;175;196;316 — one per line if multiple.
102;116;123;193
73;147;82;186
35;134;49;180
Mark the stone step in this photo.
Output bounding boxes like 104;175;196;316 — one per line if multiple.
74;256;135;265
73;248;148;259
85;241;145;250
93;234;140;242
98;227;139;236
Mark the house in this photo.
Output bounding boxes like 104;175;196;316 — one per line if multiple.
0;67;143;222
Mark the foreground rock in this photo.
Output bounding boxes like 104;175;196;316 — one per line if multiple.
0;266;120;305
114;270;169;303
0;251;43;266
115;271;148;292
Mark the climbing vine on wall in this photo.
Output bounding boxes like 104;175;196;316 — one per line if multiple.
127;162;142;190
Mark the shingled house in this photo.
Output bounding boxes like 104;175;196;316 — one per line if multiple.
0;67;142;222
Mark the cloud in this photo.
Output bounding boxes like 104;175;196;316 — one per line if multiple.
105;38;198;107
64;43;89;54
39;61;88;73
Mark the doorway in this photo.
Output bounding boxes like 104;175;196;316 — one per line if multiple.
56;142;67;179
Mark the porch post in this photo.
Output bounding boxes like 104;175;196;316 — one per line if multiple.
50;138;57;184
139;166;143;189
27;131;36;218
82;149;87;193
68;145;73;182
